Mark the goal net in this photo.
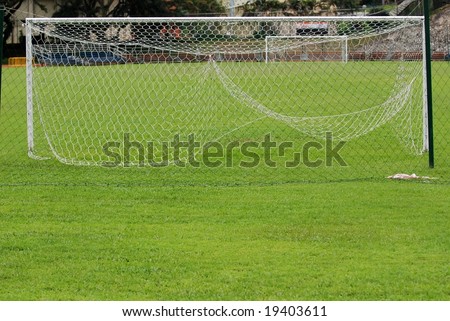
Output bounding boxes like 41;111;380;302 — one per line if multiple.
25;16;427;180
265;36;348;63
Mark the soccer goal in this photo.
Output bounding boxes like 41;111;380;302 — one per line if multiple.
265;35;348;63
25;16;428;171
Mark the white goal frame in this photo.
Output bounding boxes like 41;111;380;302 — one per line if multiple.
25;16;429;164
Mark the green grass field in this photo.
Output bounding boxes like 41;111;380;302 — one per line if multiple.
0;182;449;300
3;60;447;183
0;61;449;300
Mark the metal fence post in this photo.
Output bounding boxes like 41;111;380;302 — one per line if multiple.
423;0;435;168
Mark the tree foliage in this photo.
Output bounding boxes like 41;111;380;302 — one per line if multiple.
242;0;361;16
52;0;225;17
242;0;287;16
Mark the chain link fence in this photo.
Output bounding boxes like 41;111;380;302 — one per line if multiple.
1;5;449;186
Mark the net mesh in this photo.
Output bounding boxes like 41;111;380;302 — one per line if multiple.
26;17;426;176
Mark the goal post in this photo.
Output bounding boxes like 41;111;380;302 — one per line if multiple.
25;16;430;175
265;35;348;63
26;20;34;159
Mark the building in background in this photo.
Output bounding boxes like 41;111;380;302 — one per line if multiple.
5;0;56;44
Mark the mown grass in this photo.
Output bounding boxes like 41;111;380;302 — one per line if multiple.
0;61;448;300
0;181;449;300
2;61;448;184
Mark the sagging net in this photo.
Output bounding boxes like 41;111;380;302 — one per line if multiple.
26;17;425;167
